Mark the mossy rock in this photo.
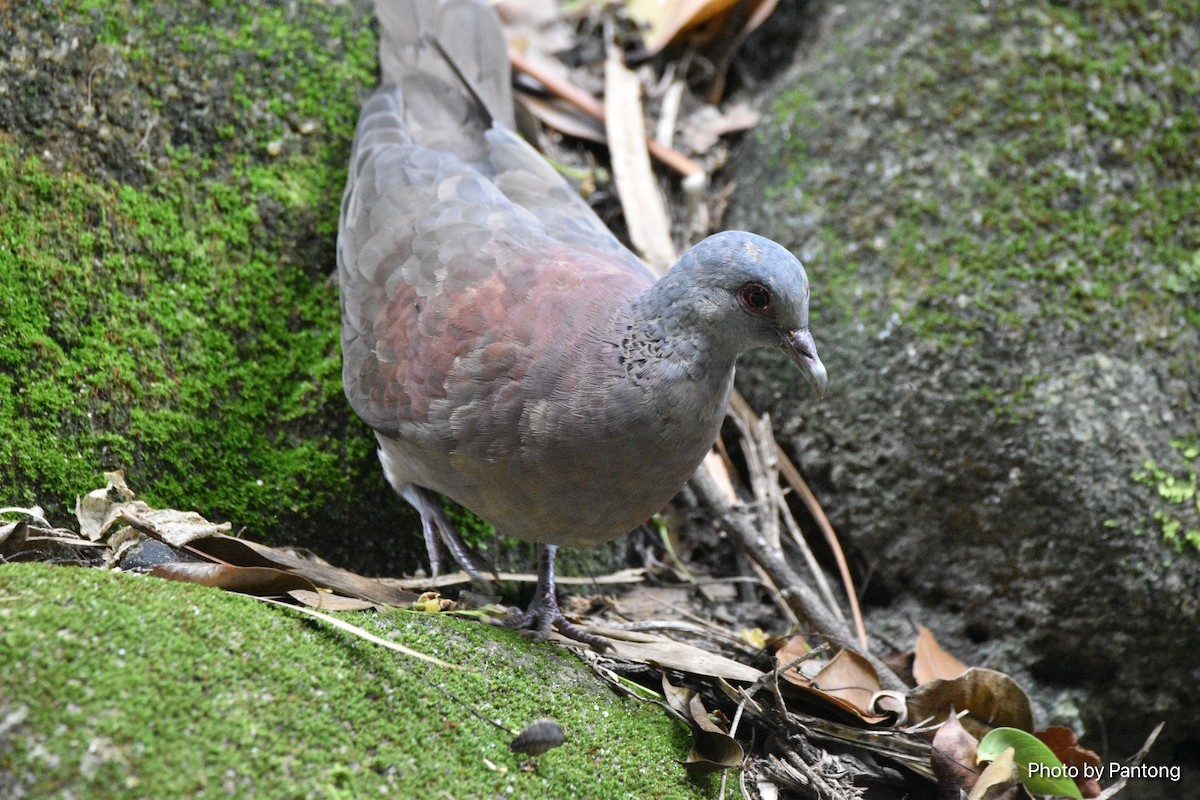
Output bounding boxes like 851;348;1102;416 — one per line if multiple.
730;0;1200;779
0;0;439;571
0;562;711;799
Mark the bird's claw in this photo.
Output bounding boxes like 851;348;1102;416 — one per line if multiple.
503;595;610;651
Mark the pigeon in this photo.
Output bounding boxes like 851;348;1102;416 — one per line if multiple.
337;0;828;648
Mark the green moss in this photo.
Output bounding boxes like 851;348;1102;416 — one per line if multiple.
754;0;1199;417
0;563;711;799
0;135;366;529
0;0;397;541
1132;435;1200;556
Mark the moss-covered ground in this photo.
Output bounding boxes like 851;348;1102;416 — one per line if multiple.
0;563;711;799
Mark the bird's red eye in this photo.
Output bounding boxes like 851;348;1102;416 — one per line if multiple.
738;282;773;315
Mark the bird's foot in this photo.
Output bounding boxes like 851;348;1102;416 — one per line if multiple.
400;484;495;583
503;588;610;652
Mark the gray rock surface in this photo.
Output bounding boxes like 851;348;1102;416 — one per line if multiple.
730;0;1200;788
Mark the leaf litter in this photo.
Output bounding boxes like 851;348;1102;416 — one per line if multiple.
1;1;1163;795
3;459;1143;799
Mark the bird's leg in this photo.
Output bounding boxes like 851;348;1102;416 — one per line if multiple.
504;544;610;651
399;484;495;582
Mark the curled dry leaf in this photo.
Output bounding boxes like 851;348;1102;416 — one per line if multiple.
151;562;318;596
130;509;232;547
775;638;893;724
872;690;908;723
75;476;413;609
76;471;144;540
75;473;229;547
0;505;49;527
687;692;744;773
186;534;418;607
661;674;744;774
0;520;29;557
968;745;1020;800
931;713;981;800
509;719;567;756
913;624;969;685
661;672;697;719
907;668;1034;741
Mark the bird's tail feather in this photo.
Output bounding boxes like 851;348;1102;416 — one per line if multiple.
375;0;514;129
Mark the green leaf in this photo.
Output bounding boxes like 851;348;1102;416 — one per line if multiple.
977;728;1083;799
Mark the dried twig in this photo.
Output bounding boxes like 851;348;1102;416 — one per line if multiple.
1095;722;1165;800
509;49;705;177
729;392;868;652
690;459;905;692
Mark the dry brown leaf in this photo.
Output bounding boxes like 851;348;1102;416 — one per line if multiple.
913;624;969;685
77;479;412;608
772;632;815;666
77;474;233;546
681;691;744;774
1035;726;1102;798
0;521;28;556
661;675;743;774
76;471;146;540
661;673;697;719
872;690;908;721
580;627;764;683
968;745;1019;800
132;509;233;547
775;640;892;724
604;585;691;620
186;534;418;607
809;649;881;712
678;102;760;154
907;668;1034;741
931;713;981;800
151;562;318;596
807;648;892;724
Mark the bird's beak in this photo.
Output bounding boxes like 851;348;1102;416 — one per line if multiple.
777;328;828;398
